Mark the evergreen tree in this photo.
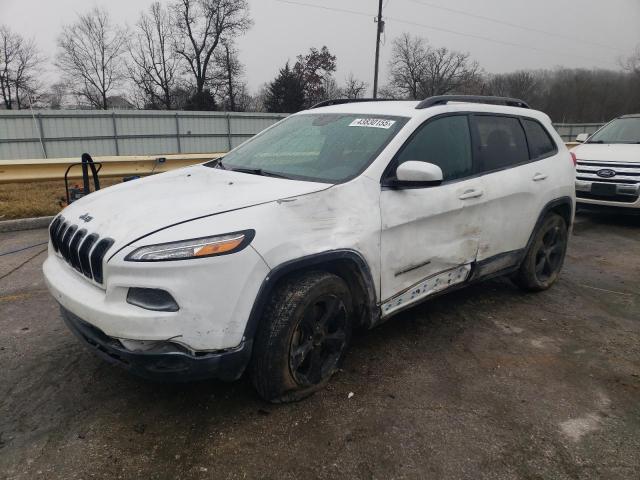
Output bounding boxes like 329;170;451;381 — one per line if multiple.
264;62;305;113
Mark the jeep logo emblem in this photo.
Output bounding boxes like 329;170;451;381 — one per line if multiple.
596;168;616;178
79;213;94;223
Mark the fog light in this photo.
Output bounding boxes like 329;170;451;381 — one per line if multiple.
126;288;179;312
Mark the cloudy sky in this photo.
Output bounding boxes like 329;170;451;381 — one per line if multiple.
2;0;639;93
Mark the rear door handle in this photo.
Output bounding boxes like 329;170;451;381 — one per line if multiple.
458;188;484;200
532;173;548;182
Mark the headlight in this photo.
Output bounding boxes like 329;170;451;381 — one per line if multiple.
125;230;255;262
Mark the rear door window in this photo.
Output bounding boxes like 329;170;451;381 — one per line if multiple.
522;119;557;160
473;115;529;172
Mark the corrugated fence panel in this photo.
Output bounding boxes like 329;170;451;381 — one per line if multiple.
0;110;287;160
46;139;117;159
0;115;39;139
180;136;229;154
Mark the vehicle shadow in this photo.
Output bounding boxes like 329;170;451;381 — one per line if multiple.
575;210;640;231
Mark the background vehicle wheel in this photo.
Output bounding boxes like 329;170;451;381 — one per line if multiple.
251;271;353;403
513;213;568;291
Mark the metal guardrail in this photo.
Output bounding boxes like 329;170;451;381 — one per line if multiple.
0;153;222;184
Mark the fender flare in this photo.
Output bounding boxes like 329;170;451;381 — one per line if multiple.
242;249;378;344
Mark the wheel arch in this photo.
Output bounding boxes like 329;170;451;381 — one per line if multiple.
243;249;379;345
525;196;574;254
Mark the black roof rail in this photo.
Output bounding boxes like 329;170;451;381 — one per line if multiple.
416;95;530;110
310;98;395;109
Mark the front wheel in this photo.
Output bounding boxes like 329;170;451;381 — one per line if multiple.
251;271;353;403
513;213;569;291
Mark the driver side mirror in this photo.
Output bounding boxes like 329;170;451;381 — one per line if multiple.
389;161;443;188
575;133;589;143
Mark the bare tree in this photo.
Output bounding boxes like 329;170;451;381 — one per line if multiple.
45;82;69;109
128;2;180;109
487;71;539;100
173;0;252;109
0;26;43;109
621;44;640;76
388;34;428;99
212;39;246;111
342;74;368;99
56;8;128;109
388;33;480;99
421;46;480;96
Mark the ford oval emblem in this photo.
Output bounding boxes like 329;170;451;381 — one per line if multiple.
596;168;616;178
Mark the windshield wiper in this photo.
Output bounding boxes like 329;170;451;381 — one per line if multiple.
230;167;293;179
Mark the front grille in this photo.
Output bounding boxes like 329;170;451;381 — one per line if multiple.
576;159;640;184
49;216;114;285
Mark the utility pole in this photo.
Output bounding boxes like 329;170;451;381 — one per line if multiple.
373;0;384;98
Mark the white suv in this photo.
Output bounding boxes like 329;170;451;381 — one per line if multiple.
43;96;576;402
573;114;640;211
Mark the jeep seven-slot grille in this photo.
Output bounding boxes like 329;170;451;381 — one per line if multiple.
49;216;114;284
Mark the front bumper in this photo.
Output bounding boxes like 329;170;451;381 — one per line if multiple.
43;239;270;351
575;180;640;209
61;306;251;382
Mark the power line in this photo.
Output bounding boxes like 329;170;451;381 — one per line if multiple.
274;0;372;18
386;15;616;66
408;0;625;53
274;0;616;66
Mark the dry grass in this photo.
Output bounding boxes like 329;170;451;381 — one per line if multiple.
0;179;121;220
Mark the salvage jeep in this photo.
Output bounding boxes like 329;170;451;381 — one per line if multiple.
44;96;575;402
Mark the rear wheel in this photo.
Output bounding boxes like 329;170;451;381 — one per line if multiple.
251;271;352;403
513;213;568;291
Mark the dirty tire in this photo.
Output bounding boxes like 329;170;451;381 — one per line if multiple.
514;213;568;291
251;271;353;403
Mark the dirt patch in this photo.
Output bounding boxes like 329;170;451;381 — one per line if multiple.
0;179;121;220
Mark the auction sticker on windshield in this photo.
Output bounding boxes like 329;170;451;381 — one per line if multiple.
349;118;396;129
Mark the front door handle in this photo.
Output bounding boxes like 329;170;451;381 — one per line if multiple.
458;188;484;200
532;173;548;182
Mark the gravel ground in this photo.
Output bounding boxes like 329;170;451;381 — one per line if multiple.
0;213;639;480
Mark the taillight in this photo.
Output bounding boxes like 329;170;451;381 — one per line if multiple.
569;151;577;167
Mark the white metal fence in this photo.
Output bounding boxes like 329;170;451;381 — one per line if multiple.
0;109;602;161
0;110;288;160
553;123;603;142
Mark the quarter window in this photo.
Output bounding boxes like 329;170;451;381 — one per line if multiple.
474;115;529;172
522;119;557;159
395;115;473;181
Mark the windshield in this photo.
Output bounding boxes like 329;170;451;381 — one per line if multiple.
587;117;640;144
207;113;408;183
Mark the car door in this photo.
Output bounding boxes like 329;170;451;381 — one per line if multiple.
469;114;558;274
379;114;485;316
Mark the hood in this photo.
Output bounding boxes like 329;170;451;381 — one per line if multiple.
59;164;331;249
572;143;640;163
